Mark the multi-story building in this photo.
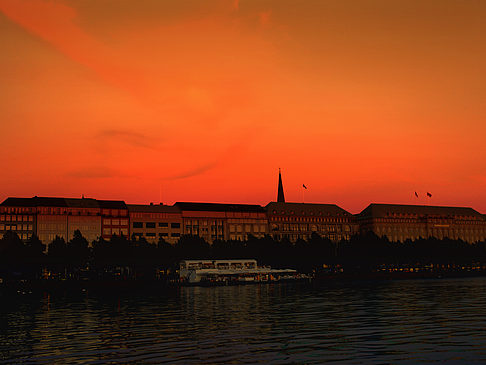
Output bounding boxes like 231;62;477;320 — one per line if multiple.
99;200;129;239
358;203;486;243
128;203;182;244
0;197;37;241
65;198;102;243
0;196;128;246
266;202;359;242
175;202;268;242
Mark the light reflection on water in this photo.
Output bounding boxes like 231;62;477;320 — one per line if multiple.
2;278;486;364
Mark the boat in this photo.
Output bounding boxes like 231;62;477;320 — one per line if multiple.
178;259;300;285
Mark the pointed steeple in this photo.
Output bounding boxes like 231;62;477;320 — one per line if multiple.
277;168;285;203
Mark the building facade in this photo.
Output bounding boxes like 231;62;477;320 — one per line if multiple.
0;198;37;241
0;197;128;246
65;198;102;243
128;203;182;244
175;202;268;242
1;192;486;247
358;204;486;243
99;200;129;239
266;202;359;242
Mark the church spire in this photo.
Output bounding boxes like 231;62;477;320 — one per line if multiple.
277;168;285;203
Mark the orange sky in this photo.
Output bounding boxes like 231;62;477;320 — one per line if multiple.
0;0;485;213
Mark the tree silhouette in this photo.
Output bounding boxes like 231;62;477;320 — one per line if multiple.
66;230;90;270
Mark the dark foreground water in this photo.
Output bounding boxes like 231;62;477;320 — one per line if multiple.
2;278;486;364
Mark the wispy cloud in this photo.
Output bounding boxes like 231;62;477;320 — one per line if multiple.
166;161;218;181
0;0;149;103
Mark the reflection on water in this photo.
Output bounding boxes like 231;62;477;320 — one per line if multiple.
2;278;486;364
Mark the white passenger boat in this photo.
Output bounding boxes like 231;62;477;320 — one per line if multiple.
179;259;298;284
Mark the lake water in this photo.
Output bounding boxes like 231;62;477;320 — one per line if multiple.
2;277;486;364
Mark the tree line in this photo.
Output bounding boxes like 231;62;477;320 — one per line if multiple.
1;230;486;281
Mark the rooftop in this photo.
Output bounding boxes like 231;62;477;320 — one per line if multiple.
359;203;483;219
127;203;181;213
175;202;265;213
0;196;127;209
266;202;353;217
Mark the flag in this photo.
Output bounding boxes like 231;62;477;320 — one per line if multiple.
427;192;432;197
414;192;418;198
303;184;307;189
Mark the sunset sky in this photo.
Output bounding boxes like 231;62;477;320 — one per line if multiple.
0;0;485;213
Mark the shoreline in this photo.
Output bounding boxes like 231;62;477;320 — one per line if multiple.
3;269;486;293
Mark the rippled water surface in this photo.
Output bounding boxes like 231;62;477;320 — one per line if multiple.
2;278;486;364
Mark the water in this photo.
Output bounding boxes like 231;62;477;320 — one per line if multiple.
2;278;486;364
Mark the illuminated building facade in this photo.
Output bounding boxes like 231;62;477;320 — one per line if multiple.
0;197;127;245
1;182;485;247
99;200;129;239
175;202;268;242
65;198;102;243
128;203;182;244
358;204;486;243
266;202;359;242
0;198;37;241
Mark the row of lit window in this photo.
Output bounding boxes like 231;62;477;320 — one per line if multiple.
375;218;484;224
184;220;224;226
38;223;66;230
229;224;267;233
1;207;33;213
187;227;221;234
229;234;265;240
101;209;128;217
130;213;178;219
225;212;264;219
385;213;477;220
0;215;34;222
132;222;181;229
272;216;348;223
102;228;129;236
0;224;33;231
377;226;485;235
227;219;267;224
271;224;351;232
133;232;181;238
276;233;349;241
381;234;484;243
102;219;129;226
